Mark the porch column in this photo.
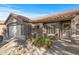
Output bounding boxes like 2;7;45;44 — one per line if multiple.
55;22;61;40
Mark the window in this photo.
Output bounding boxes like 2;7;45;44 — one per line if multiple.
63;23;70;33
51;24;55;34
21;25;25;35
43;23;55;34
76;24;79;35
62;23;71;38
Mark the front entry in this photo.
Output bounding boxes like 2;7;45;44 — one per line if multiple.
61;22;71;39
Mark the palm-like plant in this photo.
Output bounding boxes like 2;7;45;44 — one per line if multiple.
32;36;52;48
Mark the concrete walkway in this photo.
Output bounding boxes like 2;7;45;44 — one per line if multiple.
45;39;79;55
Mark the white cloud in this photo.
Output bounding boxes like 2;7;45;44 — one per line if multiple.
0;5;47;21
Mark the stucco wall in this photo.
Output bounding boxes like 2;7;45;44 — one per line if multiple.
0;24;6;36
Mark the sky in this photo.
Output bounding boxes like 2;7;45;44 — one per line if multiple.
0;4;79;21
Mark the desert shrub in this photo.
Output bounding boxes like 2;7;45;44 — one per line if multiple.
32;36;52;48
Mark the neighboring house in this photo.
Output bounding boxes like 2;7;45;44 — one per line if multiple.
0;22;5;42
2;9;79;43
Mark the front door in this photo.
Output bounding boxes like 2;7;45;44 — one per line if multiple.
62;23;71;39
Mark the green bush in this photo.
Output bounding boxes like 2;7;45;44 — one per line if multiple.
32;36;52;48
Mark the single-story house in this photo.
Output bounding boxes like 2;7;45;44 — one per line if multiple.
31;9;79;43
3;13;32;41
1;9;79;43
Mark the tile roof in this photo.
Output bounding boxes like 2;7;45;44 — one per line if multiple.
31;9;79;23
4;9;79;24
4;13;31;24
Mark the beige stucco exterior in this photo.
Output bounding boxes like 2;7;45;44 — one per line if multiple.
0;22;6;36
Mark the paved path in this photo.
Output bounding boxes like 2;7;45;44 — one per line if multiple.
45;39;79;55
0;39;79;55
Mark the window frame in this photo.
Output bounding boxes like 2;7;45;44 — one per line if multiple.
62;23;71;33
43;23;55;35
76;24;79;35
